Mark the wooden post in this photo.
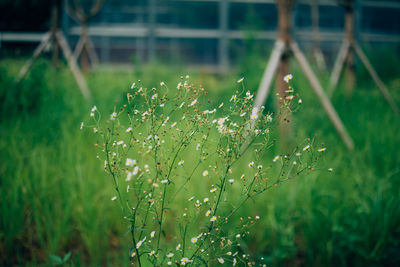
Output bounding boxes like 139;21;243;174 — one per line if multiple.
276;0;295;149
148;0;156;62
51;0;61;67
66;0;103;71
219;0;229;73
344;0;355;96
311;0;326;70
80;21;90;73
254;0;354;150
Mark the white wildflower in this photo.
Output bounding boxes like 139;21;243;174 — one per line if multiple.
283;74;293;83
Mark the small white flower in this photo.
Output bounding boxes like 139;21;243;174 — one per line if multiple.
210;216;217;222
80;122;84;130
296;152;302;157
189;99;198;106
196;143;201;150
132;166;139;175
233;258;237;266
161;179;168;184
160;81;165;86
178;160;184;166
217;257;224;264
131;82;135;89
283;74;293;83
303;145;310;151
318;147;326;152
246;91;253;100
117;140;124;145
149;250;155;256
90;106;96;117
160;103;165;107
248;161;254;167
188;196;195;201
273;156;280;162
167;261;172;265
230;94;237;102
203;198;209;203
298;99;303;104
151;94;158;100
110;112;117;120
126;127;132;133
328;168;333;172
167;253;174;258
250;107;259;120
150;231;156;238
240;112;246;117
179;102;185;108
126;172;133;181
205;210;211;217
210;187;217;193
236;234;241;238
228;178;234;183
191;237;198;243
237;77;244;83
255;215;260;220
257;165;263;169
111;196;117;201
180;257;191;265
218;102;224;108
203;170;209;176
176;243;181;250
217;117;227;126
171;122;177;127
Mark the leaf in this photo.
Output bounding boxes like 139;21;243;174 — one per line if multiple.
49;254;63;265
63;252;71;262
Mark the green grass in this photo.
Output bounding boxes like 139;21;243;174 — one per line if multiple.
0;56;399;266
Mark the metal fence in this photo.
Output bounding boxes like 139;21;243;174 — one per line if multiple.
1;0;400;70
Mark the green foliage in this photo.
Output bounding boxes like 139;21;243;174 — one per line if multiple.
0;57;399;266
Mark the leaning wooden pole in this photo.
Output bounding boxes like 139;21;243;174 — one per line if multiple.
254;40;286;108
353;42;399;115
16;33;51;81
56;31;92;100
291;41;354;150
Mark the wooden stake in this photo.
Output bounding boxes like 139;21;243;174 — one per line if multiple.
328;40;350;96
56;31;91;100
353;41;399;115
344;4;355;95
254;40;285;108
290;41;354;150
16;33;51;82
51;0;61;67
311;0;326;70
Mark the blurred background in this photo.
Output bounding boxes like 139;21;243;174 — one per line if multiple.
1;0;400;266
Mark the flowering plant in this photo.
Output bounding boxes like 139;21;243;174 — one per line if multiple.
83;75;322;266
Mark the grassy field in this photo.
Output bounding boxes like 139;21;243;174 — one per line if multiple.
0;56;399;266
